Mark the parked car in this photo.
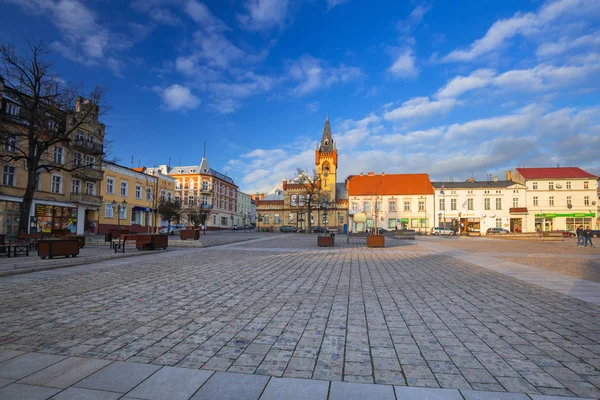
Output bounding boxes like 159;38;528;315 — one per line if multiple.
280;225;298;233
590;230;600;238
310;226;328;233
486;227;510;235
243;225;253;230
159;223;187;235
232;225;238;231
430;227;455;236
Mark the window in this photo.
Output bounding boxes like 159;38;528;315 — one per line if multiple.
188;180;194;190
439;199;445;211
86;182;95;195
584;196;590;206
135;185;142;199
106;178;114;194
512;198;519;208
188;196;194;206
484;198;490;210
35;172;41;190
389;201;396;212
76;130;84;142
533;182;538;190
566;182;571;190
419;201;425;211
404;201;410;211
4;134;16;152
388;219;396;228
495;198;502;210
298;195;304;207
496;218;502;228
105;203;114;218
73;152;82;167
533;196;538;206
168;192;172;202
352;201;358;211
376;201;381;211
161;190;166;202
120;181;128;197
53;147;64;164
549;182;554;190
202;181;209;191
291;194;297;207
146;187;152;201
584;181;589;189
549;196;554;206
71;179;81;194
264;214;269;224
364;202;370;212
175;180;180;189
47;119;56;131
51;175;62;193
274;214;280;224
467;199;473;210
2;166;16;186
119;204;127;220
411;218;419;228
451;199;457;210
567;196;572;206
6;102;20;116
85;155;95;167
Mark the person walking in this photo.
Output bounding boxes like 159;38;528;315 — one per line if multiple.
576;225;584;247
584;226;595;247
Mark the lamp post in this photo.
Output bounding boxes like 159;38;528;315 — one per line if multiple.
438;212;442;230
112;199;127;227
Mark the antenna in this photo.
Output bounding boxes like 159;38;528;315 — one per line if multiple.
131;155;134;168
204;141;206;158
168;157;171;168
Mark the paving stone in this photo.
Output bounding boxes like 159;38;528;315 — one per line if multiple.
260;377;329;400
0;350;24;363
374;369;405;385
530;395;594;400
20;357;111;388
0;353;65;380
394;386;463;399
191;371;269;400
329;381;395;400
50;387;122;400
0;378;13;388
496;377;540;394
128;366;213;400
435;373;472;389
75;361;160;393
0;383;60;400
461;389;530;399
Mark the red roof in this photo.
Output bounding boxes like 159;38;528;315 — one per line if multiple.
347;173;434;196
516;167;597;180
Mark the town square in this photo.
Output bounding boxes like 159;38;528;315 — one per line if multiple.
1;0;600;398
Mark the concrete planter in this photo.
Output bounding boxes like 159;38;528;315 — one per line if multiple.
180;230;200;240
317;236;335;247
367;235;385;248
38;239;80;259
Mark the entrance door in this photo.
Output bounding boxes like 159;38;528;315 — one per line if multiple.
510;218;522;233
544;219;553;231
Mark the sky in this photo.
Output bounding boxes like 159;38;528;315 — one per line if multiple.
1;0;600;194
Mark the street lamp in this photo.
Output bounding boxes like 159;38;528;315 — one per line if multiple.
112;199;127;227
438;212;442;230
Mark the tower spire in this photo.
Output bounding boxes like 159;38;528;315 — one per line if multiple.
319;115;334;152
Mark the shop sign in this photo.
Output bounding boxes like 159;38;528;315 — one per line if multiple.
400;218;409;223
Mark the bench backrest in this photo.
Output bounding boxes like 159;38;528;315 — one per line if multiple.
348;232;367;237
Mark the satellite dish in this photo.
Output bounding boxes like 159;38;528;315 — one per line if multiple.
567;204;572;209
556;184;562;189
593;201;597;205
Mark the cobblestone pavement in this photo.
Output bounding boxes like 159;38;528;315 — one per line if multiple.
1;235;600;398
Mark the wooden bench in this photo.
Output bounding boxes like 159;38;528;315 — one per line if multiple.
0;243;30;257
347;232;368;244
114;234;153;253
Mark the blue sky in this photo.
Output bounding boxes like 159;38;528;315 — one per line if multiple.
1;0;600;193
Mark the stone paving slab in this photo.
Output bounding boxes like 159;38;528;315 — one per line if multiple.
0;382;61;399
190;371;269;400
74;361;160;393
50;387;122;400
0;352;65;380
20;356;111;388
127;366;213;400
260;377;330;400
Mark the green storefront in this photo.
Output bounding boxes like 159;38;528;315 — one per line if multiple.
534;212;596;232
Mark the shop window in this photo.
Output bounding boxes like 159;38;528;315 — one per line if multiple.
388;219;396;228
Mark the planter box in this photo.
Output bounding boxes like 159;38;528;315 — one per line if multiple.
151;235;169;250
180;230;200;240
38;239;80;259
367;235;385;248
317;236;335;247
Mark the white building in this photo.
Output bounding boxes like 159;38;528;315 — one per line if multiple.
510;167;599;232
347;173;435;234
236;191;253;227
432;179;527;235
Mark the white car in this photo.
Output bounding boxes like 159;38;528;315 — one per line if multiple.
430;227;455;236
159;223;187;235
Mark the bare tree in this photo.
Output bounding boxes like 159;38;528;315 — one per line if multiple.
0;41;107;234
295;168;322;233
184;203;210;233
158;200;181;234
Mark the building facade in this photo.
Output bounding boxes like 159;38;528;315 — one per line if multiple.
236;191;253;227
347;173;435;234
98;162;175;234
256;117;348;232
432;179;527;235
1;76;106;236
146;156;238;230
510;167;598;232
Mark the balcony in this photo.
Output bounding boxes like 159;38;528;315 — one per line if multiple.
72;138;104;155
70;193;103;206
509;207;528;214
201;187;212;194
72;166;104;181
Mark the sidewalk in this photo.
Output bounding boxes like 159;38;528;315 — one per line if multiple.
0;350;594;400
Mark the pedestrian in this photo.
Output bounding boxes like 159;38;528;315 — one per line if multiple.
584;226;595;248
576;225;584;247
515;226;519;234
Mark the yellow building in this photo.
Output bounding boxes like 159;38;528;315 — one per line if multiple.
98;162;175;234
1;75;106;235
256;116;349;232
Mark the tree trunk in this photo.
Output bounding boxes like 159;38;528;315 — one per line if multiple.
18;182;35;235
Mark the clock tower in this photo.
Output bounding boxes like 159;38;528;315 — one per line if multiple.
315;115;337;202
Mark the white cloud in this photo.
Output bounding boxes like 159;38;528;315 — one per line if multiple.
442;0;600;62
388;49;419;78
384;97;458;121
153;84;201;111
537;31;600;57
184;0;228;32
238;0;289;31
287;55;363;96
326;0;349;12
436;69;496;99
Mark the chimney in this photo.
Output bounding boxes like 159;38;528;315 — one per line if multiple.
367;172;374;176
381;172;385;175
505;170;513;181
493;176;498;182
360;172;363;176
75;96;83;112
